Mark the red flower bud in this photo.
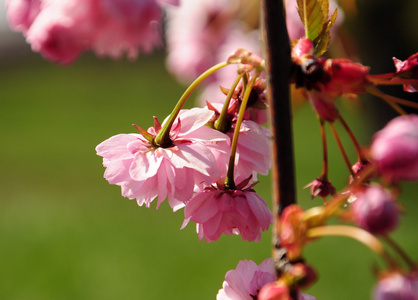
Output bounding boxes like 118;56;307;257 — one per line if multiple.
352;185;399;235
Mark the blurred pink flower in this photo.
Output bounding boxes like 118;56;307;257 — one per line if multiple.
7;0;173;63
371;114;418;181
374;272;418;300
96;108;228;210
165;0;240;84
6;0;42;32
216;258;276;300
351;185;399;235
183;180;273;242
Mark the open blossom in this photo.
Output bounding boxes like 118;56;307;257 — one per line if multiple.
217;258;276;300
371;114;418;181
183;180;273;242
7;0;176;63
351;185;399;235
206;101;272;178
217;258;316;300
96;108;228;210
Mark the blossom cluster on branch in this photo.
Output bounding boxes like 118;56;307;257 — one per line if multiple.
6;0;418;299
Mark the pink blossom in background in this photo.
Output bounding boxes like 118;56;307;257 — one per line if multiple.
216;258;275;299
165;0;237;84
351;185;399;235
374;272;418;300
371;114;418;181
6;0;42;32
7;0;175;63
96;108;229;210
183;180;273;242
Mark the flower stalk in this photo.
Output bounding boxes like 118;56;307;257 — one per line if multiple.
155;61;229;146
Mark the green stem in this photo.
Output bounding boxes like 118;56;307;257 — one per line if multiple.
307;225;396;268
382;235;417;271
154;61;229;146
224;73;260;189
215;74;244;132
329;123;355;177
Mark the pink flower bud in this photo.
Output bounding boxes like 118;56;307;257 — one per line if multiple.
322;58;370;97
393;52;418;92
291;38;315;62
278;205;308;260
258;281;291;300
352;185;399;235
374;272;418;300
371;114;418;181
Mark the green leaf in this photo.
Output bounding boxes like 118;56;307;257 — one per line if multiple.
297;0;329;41
314;8;338;56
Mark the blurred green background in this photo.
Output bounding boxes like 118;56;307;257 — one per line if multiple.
1;0;418;298
0;52;416;300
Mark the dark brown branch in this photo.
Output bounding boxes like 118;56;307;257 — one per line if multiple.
261;0;297;298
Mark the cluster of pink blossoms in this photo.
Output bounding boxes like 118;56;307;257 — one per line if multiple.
96;64;274;243
217;259;316;300
6;0;178;63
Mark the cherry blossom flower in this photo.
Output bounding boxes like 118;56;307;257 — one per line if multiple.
351;185;399;235
371;114;418;181
217;258;316;300
96;108;228;210
205;101;272;178
216;258;276;300
7;0;176;63
374;272;418;300
165;0;237;84
183;179;273;242
6;0;42;33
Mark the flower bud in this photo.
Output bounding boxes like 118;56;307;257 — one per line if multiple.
351;185;399;235
371;114;418;182
291;38;315;62
374;272;418;300
305;177;336;200
258;281;291;300
322;58;370;97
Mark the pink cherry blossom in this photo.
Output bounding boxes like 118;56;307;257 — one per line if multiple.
96;108;229;210
183;180;273;242
216;258;276;300
205;100;272;178
374;272;418;300
351;185;399;235
7;0;173;63
370;114;418;181
6;0;42;33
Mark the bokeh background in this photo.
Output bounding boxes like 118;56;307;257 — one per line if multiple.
1;1;417;299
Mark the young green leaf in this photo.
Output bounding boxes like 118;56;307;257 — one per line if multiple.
314;8;338;56
297;0;329;41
